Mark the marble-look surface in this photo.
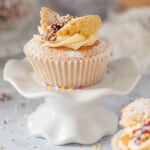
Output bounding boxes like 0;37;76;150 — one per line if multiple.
0;55;150;150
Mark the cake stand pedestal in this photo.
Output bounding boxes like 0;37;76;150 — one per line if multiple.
3;58;140;145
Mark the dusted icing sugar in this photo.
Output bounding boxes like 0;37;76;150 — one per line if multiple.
120;99;150;127
24;37;110;59
122;99;150;119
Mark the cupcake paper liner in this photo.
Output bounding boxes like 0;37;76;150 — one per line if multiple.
26;51;109;88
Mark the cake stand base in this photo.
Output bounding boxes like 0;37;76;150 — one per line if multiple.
28;95;117;145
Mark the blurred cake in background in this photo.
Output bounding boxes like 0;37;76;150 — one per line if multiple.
0;0;27;31
122;0;150;9
112;98;150;150
41;0;111;20
101;7;150;76
111;0;150;14
0;0;39;58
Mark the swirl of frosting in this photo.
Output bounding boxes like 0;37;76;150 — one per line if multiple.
37;7;102;50
38;32;98;50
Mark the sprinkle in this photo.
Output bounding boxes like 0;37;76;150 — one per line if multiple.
47;85;51;90
93;144;97;149
17;123;23;127
61;86;65;90
93;144;101;150
50;35;57;41
131;119;150;146
0;93;11;101
1;119;9;125
79;85;83;89
144;121;150;126
19;102;26;108
97;144;101;150
40;14;75;42
41;34;51;41
69;87;74;91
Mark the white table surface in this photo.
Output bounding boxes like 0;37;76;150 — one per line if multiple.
0;55;150;150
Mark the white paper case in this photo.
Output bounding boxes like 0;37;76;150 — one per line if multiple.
26;51;109;88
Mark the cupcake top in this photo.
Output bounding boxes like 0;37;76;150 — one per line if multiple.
35;7;102;50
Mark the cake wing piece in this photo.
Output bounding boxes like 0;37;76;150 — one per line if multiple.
40;7;60;33
39;7;102;38
57;15;102;37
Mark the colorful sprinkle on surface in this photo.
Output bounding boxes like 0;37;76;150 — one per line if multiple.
0;93;11;101
17;123;23;128
79;85;84;89
47;85;51;90
1;119;9;125
61;86;65;90
19;102;26;108
69;86;74;91
93;144;101;150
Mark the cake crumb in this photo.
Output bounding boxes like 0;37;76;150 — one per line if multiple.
93;144;102;150
17;123;23;127
1;118;9;125
97;144;101;150
93;144;97;149
0;93;11;101
19;102;26;108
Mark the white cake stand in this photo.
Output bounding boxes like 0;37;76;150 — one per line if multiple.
3;58;140;145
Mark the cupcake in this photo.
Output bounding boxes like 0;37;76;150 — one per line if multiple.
112;98;150;150
24;7;110;88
